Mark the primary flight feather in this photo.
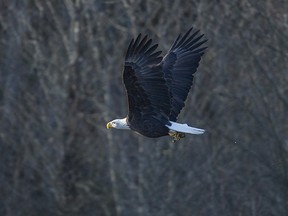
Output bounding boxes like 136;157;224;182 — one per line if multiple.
106;27;207;141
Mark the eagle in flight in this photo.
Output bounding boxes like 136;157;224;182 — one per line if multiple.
106;28;207;142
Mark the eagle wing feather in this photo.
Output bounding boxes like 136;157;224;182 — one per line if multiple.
123;34;171;120
161;28;207;121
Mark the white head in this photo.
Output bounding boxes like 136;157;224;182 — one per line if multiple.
106;118;130;130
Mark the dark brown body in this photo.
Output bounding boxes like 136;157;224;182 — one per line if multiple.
127;112;170;138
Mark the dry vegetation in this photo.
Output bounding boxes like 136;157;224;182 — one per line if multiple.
0;0;287;215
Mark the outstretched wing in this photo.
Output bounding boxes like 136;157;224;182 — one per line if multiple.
161;28;207;121
123;34;171;119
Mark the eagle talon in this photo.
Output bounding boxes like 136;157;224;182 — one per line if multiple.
169;131;185;142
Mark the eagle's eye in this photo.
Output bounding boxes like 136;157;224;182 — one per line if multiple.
112;122;117;127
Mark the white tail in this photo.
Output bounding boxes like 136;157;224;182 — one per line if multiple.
166;121;205;134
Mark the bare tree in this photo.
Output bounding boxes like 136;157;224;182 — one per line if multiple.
0;0;287;215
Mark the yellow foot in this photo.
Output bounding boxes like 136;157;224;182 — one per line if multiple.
169;131;186;143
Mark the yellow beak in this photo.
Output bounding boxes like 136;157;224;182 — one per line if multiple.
106;122;112;129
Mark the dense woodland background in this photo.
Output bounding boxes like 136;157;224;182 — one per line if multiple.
0;0;287;215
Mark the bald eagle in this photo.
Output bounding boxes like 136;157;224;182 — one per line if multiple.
106;28;207;141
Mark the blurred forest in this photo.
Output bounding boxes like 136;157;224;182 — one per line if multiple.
0;0;287;215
